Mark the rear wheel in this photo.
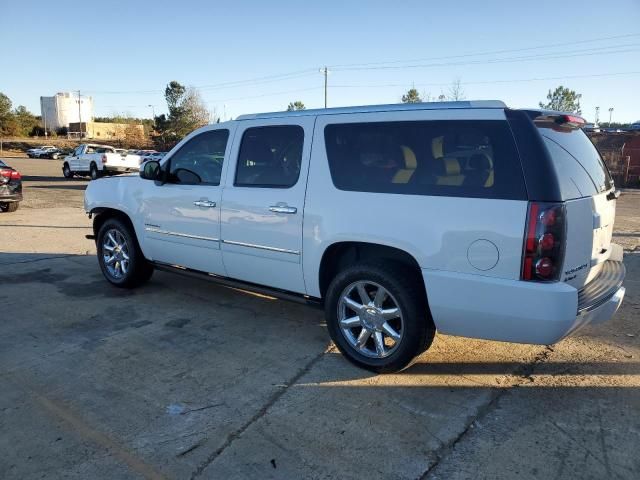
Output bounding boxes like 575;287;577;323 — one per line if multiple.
62;163;73;178
97;217;153;288
325;262;435;373
90;163;101;180
0;202;19;213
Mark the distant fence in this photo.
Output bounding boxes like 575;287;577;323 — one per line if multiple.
599;149;640;188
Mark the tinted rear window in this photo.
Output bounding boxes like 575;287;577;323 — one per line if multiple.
324;120;526;199
537;124;613;197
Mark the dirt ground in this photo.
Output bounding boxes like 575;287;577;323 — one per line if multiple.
1;157;639;480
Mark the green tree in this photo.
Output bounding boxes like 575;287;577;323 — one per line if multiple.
402;88;422;103
286;101;306;111
539;86;582;114
12;106;40;137
0;92;15;135
154;81;210;149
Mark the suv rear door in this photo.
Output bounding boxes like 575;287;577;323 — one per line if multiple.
536;117;618;289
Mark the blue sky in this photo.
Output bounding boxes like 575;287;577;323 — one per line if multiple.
2;0;639;122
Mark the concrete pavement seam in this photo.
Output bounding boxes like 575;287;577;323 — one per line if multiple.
189;344;337;479
418;345;554;480
0;254;75;266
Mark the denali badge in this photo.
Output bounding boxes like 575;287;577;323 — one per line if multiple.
564;263;588;275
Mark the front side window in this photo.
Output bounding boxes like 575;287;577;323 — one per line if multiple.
235;125;304;188
167;129;229;185
324;120;526;199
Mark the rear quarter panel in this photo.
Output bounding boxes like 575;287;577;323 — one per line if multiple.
303;109;528;297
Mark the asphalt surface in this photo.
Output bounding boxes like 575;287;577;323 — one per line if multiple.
1;157;639;480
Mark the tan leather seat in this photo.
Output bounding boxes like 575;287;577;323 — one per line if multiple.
435;156;465;186
392;146;418;184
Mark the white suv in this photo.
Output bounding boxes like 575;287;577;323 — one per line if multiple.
84;101;625;372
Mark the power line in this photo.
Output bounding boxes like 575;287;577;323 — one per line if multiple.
329;32;640;69
84;69;318;95
331;44;640;72
330;71;640;89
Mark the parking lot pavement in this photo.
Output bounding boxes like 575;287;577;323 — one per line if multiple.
1;158;639;479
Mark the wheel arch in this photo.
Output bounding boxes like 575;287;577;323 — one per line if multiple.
91;207;137;242
318;241;426;300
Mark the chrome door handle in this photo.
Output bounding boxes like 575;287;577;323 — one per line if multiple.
193;200;216;208
269;205;297;214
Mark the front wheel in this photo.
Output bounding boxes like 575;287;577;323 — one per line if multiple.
325;262;435;373
97;218;154;288
62;163;73;178
89;163;101;180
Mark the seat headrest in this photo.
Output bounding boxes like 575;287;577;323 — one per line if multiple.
434;156;461;176
400;145;417;169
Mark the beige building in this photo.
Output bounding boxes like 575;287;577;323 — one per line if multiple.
68;121;145;140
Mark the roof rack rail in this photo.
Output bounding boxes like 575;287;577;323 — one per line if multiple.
236;100;507;121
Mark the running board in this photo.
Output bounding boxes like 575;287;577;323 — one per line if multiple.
152;262;323;308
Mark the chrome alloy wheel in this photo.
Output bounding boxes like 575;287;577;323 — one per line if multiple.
337;281;404;359
102;228;130;279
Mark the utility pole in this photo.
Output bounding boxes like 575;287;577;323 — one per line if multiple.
595;106;600;127
608;107;614;127
77;90;83;139
320;66;329;108
147;104;156;126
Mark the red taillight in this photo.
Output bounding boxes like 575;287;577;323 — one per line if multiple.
521;202;566;282
101;154;108;164
0;169;20;181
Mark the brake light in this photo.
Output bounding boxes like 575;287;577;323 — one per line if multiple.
521;202;566;281
0;169;20;181
101;154;108;164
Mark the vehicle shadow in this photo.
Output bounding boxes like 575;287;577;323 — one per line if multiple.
27;184;87;191
1;252;638;480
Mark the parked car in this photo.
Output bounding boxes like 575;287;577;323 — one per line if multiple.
62;144;142;180
26;145;56;158
0;159;23;212
40;147;68;159
141;151;166;164
84;101;626;372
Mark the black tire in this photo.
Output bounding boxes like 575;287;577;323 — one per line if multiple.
0;202;19;213
62;162;73;178
97;217;154;288
90;163;101;180
325;261;435;373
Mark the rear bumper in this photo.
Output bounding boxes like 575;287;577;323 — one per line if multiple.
423;259;625;345
0;187;22;203
104;165;139;173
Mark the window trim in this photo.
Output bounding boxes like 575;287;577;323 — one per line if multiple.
164;128;230;187
233;124;305;189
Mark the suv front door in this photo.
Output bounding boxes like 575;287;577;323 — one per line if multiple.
220;117;314;293
142;127;233;275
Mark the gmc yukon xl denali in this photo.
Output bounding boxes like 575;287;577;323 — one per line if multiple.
84;101;626;372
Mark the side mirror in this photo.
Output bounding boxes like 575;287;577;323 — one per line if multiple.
140;160;161;181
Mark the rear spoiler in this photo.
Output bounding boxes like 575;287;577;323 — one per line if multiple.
519;109;586;130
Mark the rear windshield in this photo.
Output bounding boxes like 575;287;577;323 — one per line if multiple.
537;123;613;198
324;120;527;200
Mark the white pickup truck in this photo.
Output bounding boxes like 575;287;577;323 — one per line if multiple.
62;144;142;180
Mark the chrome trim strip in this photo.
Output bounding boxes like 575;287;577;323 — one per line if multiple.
222;239;300;255
145;227;219;242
